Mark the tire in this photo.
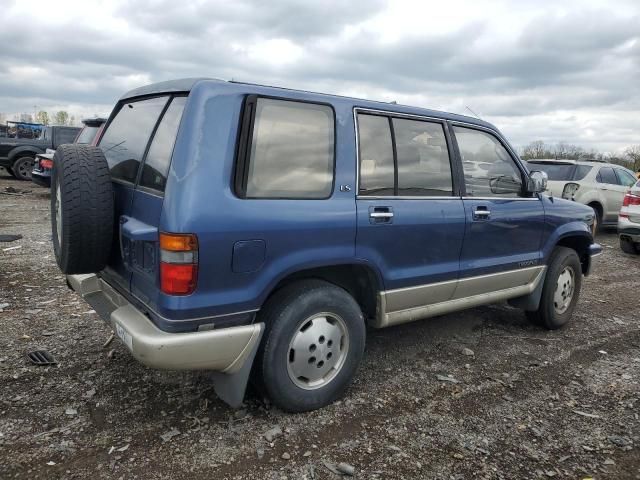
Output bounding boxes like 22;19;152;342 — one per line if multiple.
5;167;17;178
526;247;582;330
589;203;602;233
12;156;35;181
254;279;366;412
620;237;638;254
51;144;114;274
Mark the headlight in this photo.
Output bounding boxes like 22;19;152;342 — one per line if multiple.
562;182;580;200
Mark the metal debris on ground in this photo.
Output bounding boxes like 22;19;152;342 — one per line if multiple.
26;350;57;366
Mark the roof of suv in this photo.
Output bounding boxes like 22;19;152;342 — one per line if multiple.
119;77;494;130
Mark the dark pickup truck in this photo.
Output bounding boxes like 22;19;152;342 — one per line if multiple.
0;122;80;180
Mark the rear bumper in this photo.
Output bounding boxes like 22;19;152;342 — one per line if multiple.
618;216;640;243
67;273;263;373
31;169;51;187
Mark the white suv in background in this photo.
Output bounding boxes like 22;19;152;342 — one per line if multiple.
618;180;640;254
526;159;637;229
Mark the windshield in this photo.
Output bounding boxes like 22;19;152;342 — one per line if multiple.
75;126;100;144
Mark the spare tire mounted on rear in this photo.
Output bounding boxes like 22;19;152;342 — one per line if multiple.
51;144;114;274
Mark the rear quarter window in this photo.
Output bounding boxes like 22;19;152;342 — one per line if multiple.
99;96;168;183
236;98;335;199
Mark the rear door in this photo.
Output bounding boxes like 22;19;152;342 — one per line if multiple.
452;124;545;291
98;96;170;292
355;110;466;314
596;166;627;221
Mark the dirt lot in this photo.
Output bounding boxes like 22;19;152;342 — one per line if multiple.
0;170;638;480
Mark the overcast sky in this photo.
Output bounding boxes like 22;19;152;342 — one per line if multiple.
1;0;638;152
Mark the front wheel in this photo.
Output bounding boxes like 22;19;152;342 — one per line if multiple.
254;280;366;412
526;247;582;330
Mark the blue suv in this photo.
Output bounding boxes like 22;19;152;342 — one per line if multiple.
51;78;601;412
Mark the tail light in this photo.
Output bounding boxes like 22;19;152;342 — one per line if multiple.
40;158;53;169
159;233;198;295
562;182;580;200
622;192;640;207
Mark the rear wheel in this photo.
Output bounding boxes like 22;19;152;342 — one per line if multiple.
254;280;366;412
51;144;114;274
526;247;582;330
620;236;639;254
589;203;602;233
12;156;35;181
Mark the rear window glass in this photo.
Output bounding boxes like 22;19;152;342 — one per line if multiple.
99;96;168;183
527;162;575;181
241;98;335;199
56;128;80;145
140;97;186;192
75;126;100;145
574;165;592;180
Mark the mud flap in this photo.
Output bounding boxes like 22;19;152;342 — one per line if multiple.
508;270;546;311
209;327;264;408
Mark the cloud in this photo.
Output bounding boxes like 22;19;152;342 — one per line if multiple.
0;0;638;152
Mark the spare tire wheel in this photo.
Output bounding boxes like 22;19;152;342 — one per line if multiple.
51;144;114;274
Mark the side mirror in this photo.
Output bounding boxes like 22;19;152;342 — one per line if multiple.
527;170;548;194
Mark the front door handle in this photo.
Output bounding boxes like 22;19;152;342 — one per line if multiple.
473;207;491;220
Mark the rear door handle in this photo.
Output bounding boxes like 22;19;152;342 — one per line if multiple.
369;206;394;224
473;207;491;220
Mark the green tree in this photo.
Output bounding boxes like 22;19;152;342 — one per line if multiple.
53;110;69;126
624;145;640;172
35;110;50;125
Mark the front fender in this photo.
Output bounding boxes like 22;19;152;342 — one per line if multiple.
541;221;593;261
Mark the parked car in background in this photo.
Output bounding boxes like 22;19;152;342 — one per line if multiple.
527;159;637;229
32;118;106;187
0;123;80;180
51;79;600;412
618;179;640;254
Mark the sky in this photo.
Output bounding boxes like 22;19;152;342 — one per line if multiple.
0;0;638;153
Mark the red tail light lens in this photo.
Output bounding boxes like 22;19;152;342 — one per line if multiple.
160;263;198;295
40;159;53;169
159;233;198;295
622;193;640;207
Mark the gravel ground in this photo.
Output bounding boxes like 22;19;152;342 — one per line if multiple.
1;170;639;480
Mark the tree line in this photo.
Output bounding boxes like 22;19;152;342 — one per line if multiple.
521;140;640;172
0;110;76;126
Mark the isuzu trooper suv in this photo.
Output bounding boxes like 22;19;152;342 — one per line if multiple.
51;78;601;412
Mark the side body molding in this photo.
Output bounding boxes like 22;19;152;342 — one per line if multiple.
373;266;546;328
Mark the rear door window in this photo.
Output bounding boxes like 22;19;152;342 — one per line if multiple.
237;98;335;199
140;97;186;192
615;168;637;187
358;114;395;196
596;167;617;185
393;118;452;196
99;96;168;183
